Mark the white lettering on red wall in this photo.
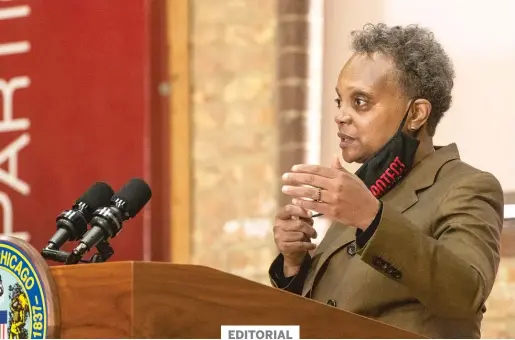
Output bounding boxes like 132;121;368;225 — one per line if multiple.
0;4;31;241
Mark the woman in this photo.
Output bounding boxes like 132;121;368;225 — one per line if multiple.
269;23;503;339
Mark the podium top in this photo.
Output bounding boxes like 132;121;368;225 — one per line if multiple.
0;235;423;339
51;261;423;339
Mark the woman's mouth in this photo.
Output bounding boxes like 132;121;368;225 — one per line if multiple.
337;132;355;148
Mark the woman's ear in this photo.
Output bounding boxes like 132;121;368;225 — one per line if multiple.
408;98;432;131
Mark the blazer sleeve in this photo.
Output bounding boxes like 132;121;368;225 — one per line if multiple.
358;171;504;319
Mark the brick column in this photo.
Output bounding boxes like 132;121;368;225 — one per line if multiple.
276;0;310;207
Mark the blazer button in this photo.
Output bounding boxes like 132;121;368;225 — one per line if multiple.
385;266;402;279
347;243;356;256
391;269;402;279
372;256;388;270
327;299;337;307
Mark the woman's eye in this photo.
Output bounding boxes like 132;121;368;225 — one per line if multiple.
334;98;342;108
354;97;366;106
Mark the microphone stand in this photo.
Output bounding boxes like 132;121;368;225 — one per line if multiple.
41;239;115;265
89;240;115;263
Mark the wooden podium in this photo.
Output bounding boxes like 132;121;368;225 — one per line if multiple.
0;236;422;339
50;262;423;339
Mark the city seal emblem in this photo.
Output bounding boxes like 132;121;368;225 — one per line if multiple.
0;236;57;339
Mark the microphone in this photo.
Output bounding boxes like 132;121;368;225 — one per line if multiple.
71;178;152;259
46;182;114;250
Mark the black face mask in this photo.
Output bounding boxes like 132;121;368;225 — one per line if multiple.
355;100;420;199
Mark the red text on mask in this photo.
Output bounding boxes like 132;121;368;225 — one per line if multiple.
369;156;406;198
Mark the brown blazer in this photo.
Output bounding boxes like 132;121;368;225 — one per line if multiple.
270;144;504;338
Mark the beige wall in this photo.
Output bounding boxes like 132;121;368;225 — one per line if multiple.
189;0;279;284
318;1;515;337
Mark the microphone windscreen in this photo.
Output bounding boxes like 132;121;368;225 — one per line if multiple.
76;182;114;210
113;178;152;218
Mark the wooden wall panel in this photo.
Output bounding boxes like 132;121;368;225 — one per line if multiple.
167;0;191;263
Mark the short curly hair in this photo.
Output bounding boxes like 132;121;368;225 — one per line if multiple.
350;23;455;136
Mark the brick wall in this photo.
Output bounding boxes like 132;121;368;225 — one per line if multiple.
190;0;280;284
189;0;311;285
276;0;310;207
482;219;515;338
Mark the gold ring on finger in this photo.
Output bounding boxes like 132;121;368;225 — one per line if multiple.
316;187;323;202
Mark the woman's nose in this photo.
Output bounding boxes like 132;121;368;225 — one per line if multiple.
334;111;351;125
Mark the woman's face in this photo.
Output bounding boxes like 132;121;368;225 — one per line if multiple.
335;53;409;164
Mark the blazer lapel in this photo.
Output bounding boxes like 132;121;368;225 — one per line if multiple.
383;143;461;213
301;143;462;297
302;225;355;296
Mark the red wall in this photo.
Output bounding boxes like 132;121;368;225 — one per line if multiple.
0;0;161;262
